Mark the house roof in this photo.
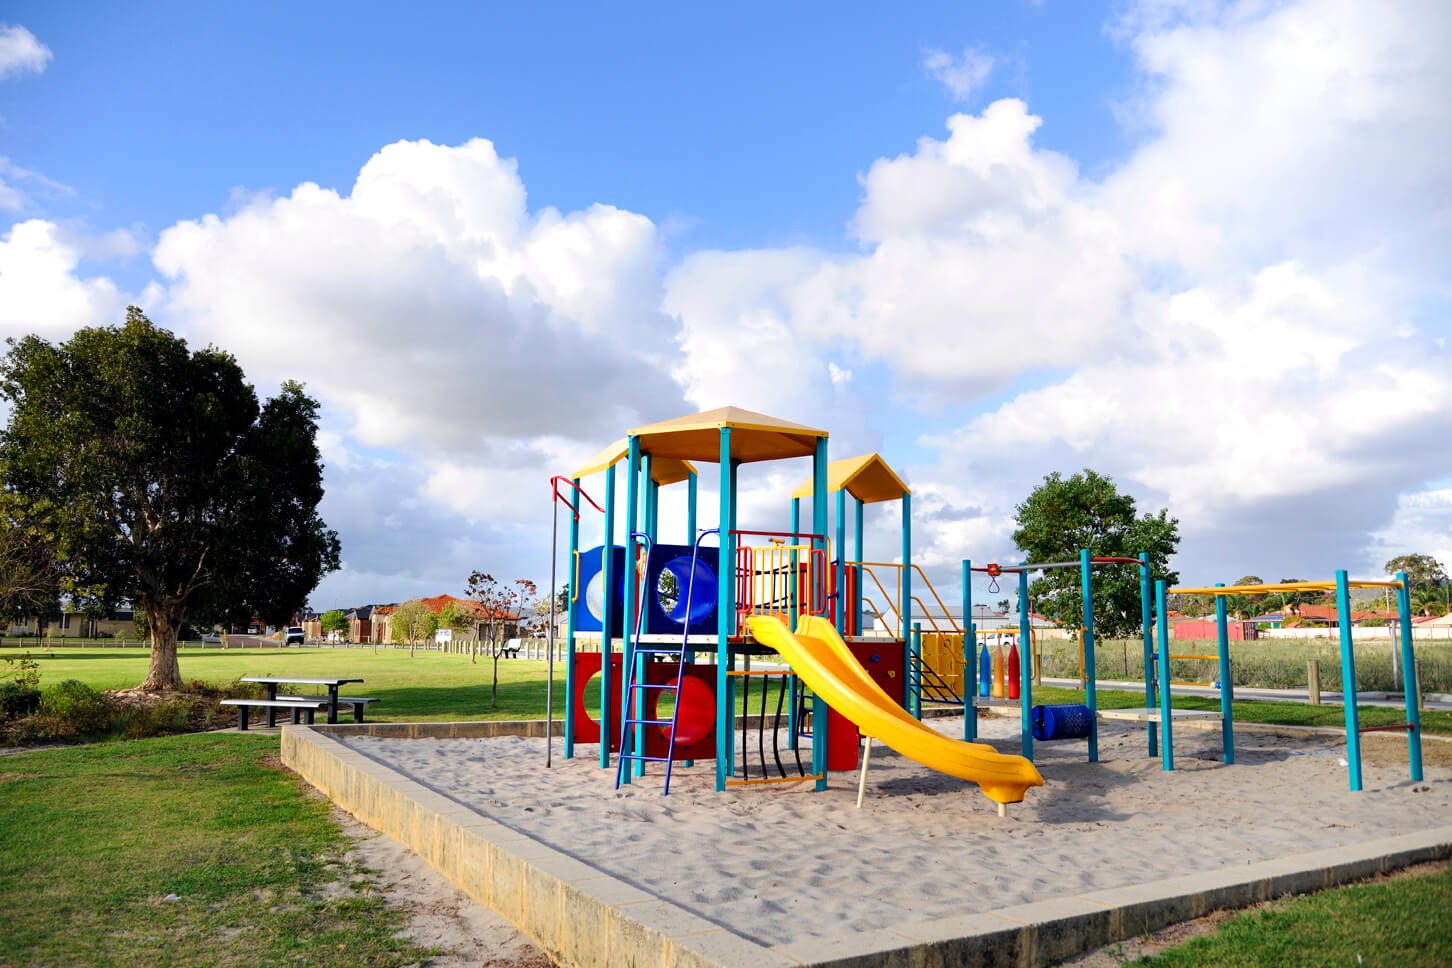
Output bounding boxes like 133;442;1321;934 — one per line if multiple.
625;406;828;464
789;453;910;504
572;438;697;484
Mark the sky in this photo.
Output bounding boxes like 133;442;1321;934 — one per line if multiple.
1;0;1450;612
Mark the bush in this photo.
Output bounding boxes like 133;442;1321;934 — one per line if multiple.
0;681;41;719
111;697;197;739
32;679;115;737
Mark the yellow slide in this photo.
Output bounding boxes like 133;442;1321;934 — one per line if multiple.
746;614;1044;805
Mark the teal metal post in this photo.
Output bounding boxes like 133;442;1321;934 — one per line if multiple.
787;496;800;748
963;559;976;740
1397;572;1423;781
1215;583;1235;764
911;623;922;719
854;497;864;635
1018;567;1033;760
715;429;732;791
1336;570;1362;791
564;477;581;759
686;472;697;544
835;488;846;635
622;437;641;783
812;438;828;790
1139;553;1157;757
727;458;739;779
902;491;914;718
1080;549;1099;762
599;465;616;769
1156;580;1174;771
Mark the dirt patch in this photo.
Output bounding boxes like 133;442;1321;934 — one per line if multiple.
0;771;40;782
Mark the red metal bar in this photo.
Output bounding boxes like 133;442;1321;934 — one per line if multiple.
1357;723;1415;734
1090;556;1146;566
550;476;604;520
730;529;824;541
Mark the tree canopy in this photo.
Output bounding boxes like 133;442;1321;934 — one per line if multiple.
1384;554;1448;589
320;609;349;637
0;307;340;690
1011;469;1179;638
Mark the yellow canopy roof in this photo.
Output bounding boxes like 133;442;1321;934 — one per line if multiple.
790;453;909;504
570;438;697;485
625;406;828;464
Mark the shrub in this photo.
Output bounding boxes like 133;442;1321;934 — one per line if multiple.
1;651;40;689
32;679;115;737
0;681;41;719
112;697;197;739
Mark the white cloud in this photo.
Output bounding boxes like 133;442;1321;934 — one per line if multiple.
154;137;688;467
924;47;995;101
0;24;50;80
0;220;125;341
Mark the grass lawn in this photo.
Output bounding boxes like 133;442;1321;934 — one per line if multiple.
0;733;436;968
9;644;791;724
1024;683;1452;735
1128;863;1452;967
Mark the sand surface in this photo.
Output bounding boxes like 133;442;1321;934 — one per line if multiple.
339;715;1451;948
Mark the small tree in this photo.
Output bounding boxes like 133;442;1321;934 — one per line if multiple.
1011;469;1179;637
467;571;514;706
320;609;349;640
390;599;437;659
0;512;58;626
437;600;472;649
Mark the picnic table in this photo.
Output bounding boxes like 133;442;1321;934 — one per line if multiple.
240;676;365;725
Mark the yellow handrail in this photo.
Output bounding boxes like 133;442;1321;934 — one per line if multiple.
571;549;581;603
910;563;964;633
857;565;903;630
860;595;890;635
910;596;945;633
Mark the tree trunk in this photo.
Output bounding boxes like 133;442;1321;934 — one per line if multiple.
491;637;500;709
409;636;416;658
138;603;184;692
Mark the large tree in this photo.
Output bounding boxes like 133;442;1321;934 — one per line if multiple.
0;308;340;691
1011;469;1179;637
1384;554;1448;590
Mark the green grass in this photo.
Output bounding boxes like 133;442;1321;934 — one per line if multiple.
1025;683;1452;735
0;733;436;967
1127;863;1452;966
7;644;785;724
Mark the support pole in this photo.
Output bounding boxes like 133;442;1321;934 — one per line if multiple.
1215;582;1235;764
902;491;914;719
1397;572;1423;782
547;493;558;768
812;438;829;790
622;436;641;783
854;497;864;636
1337;569;1363;792
788;496;800;748
911;623;922;720
1080;549;1098;762
715;428;732;792
856;738;873;809
963;559;976;741
687;472;697;546
599;465;616;770
1140;553;1157;758
1156;579;1174;771
1018;567;1033;761
564;477;581;759
835;488;846;635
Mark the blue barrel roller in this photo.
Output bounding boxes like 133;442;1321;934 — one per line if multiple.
1032;703;1093;741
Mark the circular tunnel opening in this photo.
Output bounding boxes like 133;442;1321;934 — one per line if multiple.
656;556;718;627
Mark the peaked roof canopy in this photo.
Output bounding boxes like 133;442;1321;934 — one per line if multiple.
571;438;697;484
625;406;828;464
790;453;909;504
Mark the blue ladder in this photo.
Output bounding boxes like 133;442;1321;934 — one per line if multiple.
615;528;718;795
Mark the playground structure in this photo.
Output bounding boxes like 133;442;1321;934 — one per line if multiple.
549;406;1425;803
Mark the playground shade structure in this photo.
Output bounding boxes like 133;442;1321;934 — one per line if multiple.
746;614;1044;805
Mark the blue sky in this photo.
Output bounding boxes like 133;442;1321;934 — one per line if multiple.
2;1;1450;611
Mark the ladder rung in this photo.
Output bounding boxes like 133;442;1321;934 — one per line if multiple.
629;682;680;691
624;718;674;727
620;754;672;762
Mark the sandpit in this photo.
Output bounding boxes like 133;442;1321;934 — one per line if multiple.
333;714;1450;948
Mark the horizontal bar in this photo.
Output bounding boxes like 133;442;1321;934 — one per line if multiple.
726;669;792;677
731;529;825;540
1170;579;1403;595
1168;654;1219;661
1358;723;1415;734
724;773;826;787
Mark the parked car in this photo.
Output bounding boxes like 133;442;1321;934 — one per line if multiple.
201;633;222;644
284;626;305;645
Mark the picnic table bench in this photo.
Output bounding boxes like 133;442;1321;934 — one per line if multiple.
220;697;327;730
274;693;380;723
239;676;366;725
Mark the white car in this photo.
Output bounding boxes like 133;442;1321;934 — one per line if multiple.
284;626;306;645
201;633;222;644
